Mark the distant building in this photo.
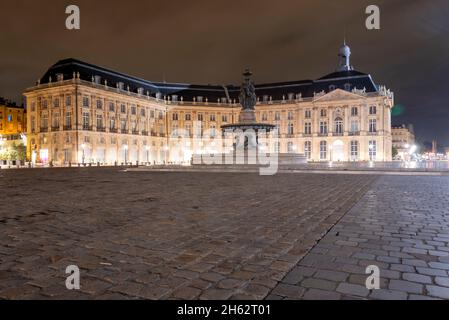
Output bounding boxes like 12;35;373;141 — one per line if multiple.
0;98;27;165
23;42;394;165
391;124;415;160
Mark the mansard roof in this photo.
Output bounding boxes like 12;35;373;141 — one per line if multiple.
37;58;379;102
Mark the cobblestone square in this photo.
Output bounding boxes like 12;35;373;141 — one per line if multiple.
1;168;448;300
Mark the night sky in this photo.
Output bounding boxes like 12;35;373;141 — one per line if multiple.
1;0;448;146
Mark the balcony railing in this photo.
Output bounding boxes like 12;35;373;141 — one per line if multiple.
348;131;360;136
97;127;106;132
333;132;343;136
63;125;72;130
318;132;328;137
141;130;148;136
132;130;140;135
109;128;117;133
51;126;60;131
40;127;48;132
121;129;128;134
83;126;93;131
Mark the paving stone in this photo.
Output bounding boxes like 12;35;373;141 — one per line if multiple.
336;283;370;298
314;269;349;282
302;289;341;300
388;280;423;294
271;284;305;299
402;273;432;284
369;289;408;300
416;267;448;277
199;288;233;300
426;285;449;299
435;277;449;287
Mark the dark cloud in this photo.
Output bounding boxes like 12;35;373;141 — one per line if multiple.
1;0;448;144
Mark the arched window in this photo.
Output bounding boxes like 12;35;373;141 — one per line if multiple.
334;117;343;134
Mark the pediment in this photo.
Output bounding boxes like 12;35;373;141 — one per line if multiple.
314;89;365;102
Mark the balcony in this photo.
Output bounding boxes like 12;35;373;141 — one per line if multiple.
318;132;328;137
51;126;60;131
141;130;148;136
333;132;344;136
63;125;72;130
82;126;93;131
348;131;360;136
40;127;48;132
97;127;106;132
121;129;128;134
151;131;158;137
132;130;140;135
109;128;117;133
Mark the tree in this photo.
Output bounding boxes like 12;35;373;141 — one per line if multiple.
392;146;398;158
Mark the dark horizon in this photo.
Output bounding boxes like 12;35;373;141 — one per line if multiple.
1;0;448;145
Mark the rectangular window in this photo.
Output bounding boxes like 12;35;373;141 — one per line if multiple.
82;112;90;129
261;113;267;121
185;113;191;121
305;110;311;118
369;106;377;115
65;112;71;127
83;97;89;107
172;113;178;121
288;123;294;135
221;114;227;122
96;99;103;109
131;106;136;115
320;109;327;117
96;115;103;129
351;107;358;116
140;108;145;116
319;121;327;134
304;122;311;135
198;113;203;121
350;120;359;133
109;102;115;112
320;141;327;160
210;114;216;122
369;140;377;160
54;98;60;108
275;112;280;121
66;96;71;107
121;104;126;113
369;119;377;133
288;111;294;120
350;141;358;160
304;141;311;159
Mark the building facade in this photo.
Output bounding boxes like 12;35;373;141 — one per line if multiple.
24;43;394;165
0;99;27;165
392;124;415;159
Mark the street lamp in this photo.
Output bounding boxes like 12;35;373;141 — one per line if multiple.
81;143;86;165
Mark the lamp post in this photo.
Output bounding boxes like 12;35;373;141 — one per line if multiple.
81;143;86;165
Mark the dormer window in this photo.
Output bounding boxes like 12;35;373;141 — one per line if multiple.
288;93;294;101
197;96;203;103
137;87;144;95
118;82;124;90
344;83;351;91
94;75;101;84
263;95;269;102
329;85;336;91
156;92;162;100
172;95;178;103
56;73;64;82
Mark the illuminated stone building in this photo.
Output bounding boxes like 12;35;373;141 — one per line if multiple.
23;43;394;165
0;98;27;165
